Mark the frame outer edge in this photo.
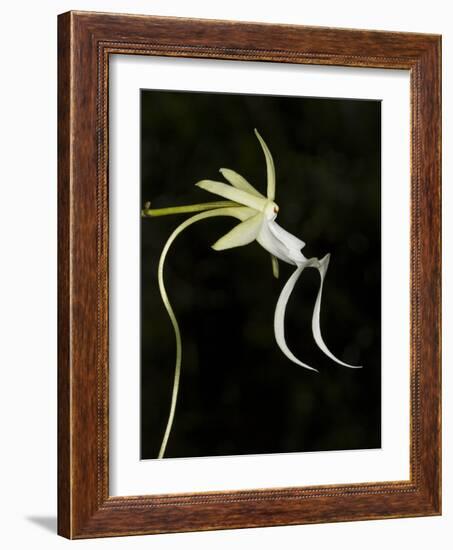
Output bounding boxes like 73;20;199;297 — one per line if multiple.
435;35;442;514
420;36;442;513
409;37;442;515
61;10;106;538
57;11;72;539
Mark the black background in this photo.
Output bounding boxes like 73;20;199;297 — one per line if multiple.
140;90;381;460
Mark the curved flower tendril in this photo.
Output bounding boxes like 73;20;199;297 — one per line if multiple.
142;129;362;458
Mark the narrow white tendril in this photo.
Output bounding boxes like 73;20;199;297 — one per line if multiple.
274;261;320;373
311;254;362;369
274;256;362;372
156;207;254;459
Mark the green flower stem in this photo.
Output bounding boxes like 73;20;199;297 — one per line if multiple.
271;255;279;279
142;201;239;218
155;206;251;459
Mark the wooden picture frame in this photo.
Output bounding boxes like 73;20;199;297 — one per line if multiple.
58;10;441;539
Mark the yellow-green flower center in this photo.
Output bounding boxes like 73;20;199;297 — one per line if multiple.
264;200;279;220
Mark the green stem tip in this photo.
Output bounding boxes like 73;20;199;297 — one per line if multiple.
142;201;240;218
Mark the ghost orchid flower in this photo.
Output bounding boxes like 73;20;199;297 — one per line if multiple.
142;129;361;458
196;129;361;372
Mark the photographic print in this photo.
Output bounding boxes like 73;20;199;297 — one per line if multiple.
140;90;381;460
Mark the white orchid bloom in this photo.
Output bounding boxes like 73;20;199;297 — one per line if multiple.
143;129;361;458
196;129;361;373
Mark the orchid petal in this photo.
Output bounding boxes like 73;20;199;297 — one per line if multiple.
196;179;267;212
212;212;264;251
268;220;306;252
219;168;265;198
254;129;276;201
257;221;293;264
274;262;319;372
312;254;362;369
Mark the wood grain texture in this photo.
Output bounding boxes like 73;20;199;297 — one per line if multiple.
57;11;71;538
57;10;441;539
